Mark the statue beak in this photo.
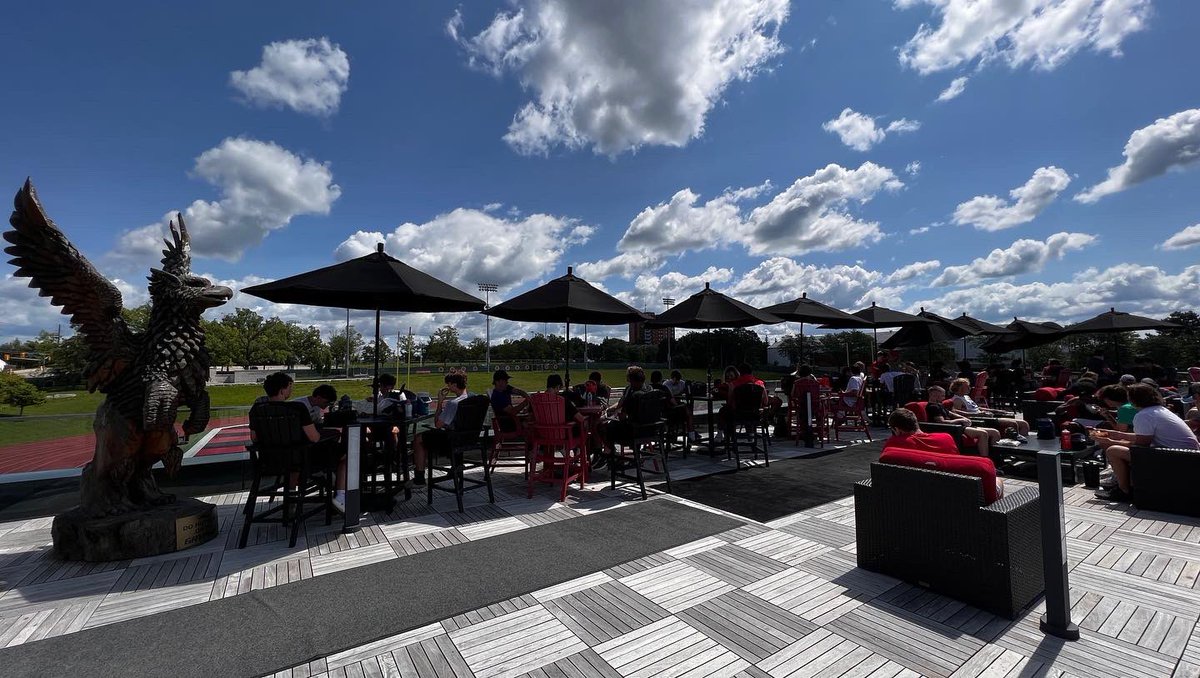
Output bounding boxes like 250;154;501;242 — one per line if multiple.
200;285;233;308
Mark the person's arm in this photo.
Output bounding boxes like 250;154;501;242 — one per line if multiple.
302;423;321;443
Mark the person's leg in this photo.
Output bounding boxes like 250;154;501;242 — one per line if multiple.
412;433;427;476
1106;445;1132;492
965;427;990;456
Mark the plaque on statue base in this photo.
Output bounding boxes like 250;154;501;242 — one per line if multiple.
52;498;219;562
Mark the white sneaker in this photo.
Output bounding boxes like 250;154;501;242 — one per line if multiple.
331;493;346;514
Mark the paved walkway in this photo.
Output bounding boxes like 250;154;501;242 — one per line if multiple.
0;440;1198;677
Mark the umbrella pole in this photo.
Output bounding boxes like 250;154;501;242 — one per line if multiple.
373;308;381;417
565;319;571;387
799;322;804;365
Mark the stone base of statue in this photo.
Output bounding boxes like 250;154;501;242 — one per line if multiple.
52;498;219;562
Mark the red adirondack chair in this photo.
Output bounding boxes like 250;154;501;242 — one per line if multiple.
971;371;989;409
527;391;587;500
831;379;871;441
789;379;828;447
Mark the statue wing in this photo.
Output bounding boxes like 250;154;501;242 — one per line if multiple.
3;179;135;391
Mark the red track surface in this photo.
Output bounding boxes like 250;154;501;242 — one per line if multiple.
0;414;251;475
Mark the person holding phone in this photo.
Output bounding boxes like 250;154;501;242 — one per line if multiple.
1093;384;1199;502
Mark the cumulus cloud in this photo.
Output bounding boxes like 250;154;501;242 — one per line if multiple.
1161;224;1200;251
895;0;1151;75
449;0;789;155
936;76;968;102
886;259;942;283
230;38;350;117
905;161;922;176
912;264;1200;324
616;185;761;255
742;162;902;256
334;209;593;293
573;252;663;281
619;266;735;312
1075;109;1200;203
822;108;920;151
933;232;1097;286
108;138;341;268
952;166;1071;231
726;257;885;310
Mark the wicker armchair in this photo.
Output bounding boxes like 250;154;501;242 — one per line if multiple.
1131;446;1200;516
854;462;1043;618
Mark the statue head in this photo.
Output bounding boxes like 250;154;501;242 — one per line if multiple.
147;215;232;312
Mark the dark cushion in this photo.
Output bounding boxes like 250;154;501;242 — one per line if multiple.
879;448;999;504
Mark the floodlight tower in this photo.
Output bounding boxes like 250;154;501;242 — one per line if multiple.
477;283;498;371
662;297;675;369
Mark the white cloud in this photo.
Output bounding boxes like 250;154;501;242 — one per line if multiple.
952;166;1070;231
911;264;1200;324
108;138;341;268
909;226;931;235
936;76;968;102
1161;224;1200;251
1075;108;1200;203
616;185;758;256
822;108;920;151
450;0;789;156
905;161;922;176
619;266;736;313
574;252;663;281
229;38;350;117
742;162;902;256
896;0;1151;75
726;257;885;310
933;232;1097;286
886;259;942;283
334;209;592;293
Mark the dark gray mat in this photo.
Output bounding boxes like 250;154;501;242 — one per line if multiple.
659;440;885;522
0;499;741;678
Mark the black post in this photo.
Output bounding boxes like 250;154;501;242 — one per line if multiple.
372;307;381;417
1038;449;1080;640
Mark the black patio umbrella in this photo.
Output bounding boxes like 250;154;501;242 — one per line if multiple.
482;266;647;385
761;292;871;363
1061;308;1180;367
242;243;486;413
979;318;1065;354
953;313;1016;336
646;282;782;383
824;302;936;354
880;321;967;349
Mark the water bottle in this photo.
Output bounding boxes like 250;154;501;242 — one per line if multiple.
1060;427;1072;451
404;400;413;419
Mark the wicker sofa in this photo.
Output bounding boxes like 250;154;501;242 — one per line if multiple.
854;462;1044;618
1131;446;1200;516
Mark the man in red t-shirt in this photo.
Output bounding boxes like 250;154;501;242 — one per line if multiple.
883;408;958;455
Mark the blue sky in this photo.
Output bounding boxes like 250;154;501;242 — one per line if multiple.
3;0;1199;344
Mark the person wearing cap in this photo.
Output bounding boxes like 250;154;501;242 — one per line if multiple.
489;369;530;432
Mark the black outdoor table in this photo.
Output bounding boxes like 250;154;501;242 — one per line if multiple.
339;413;434;531
1002;437;1100;485
687;394;723;455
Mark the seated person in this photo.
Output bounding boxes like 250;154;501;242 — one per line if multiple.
1041;359;1064;386
949;378;1030;440
365;373;407;416
1097;384;1135;432
842;361;867;407
925;385;1001;459
598;366;655;450
664;370;688;398
713;366;739;401
1093;384;1200;502
956;360;976;385
884;408;959;456
735;362;772;408
251;372;346;512
294;383;337;426
1187;406;1200;435
411;372;470;484
885;409;1004;498
488;369;530;433
650;370;696;441
587;371;612;402
870;351;889;379
544;373;587;434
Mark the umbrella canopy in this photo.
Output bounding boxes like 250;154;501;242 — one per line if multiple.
241;244;485;313
916;309;973;339
482;267;646;324
483;267;647;385
242;244;485;413
953;313;1015;336
761;293;871;327
645;283;782;329
979;318;1065;353
880;322;967;349
1061;308;1180;334
848;302;937;328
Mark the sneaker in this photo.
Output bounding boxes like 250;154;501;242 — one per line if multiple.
1094;486;1132;502
331;493;346;514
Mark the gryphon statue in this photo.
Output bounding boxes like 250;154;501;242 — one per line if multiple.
4;180;232;517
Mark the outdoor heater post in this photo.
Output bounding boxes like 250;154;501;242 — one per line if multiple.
1038;449;1079;640
343;424;361;533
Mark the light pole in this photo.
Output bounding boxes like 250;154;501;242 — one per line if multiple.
662;297;675;369
477;283;497;371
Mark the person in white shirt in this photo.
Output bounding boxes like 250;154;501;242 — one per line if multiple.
843;361;866;407
948;378;1030;439
411;373;469;484
1093;383;1200;502
293;384;337;426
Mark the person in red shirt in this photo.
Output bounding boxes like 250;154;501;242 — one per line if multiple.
883;408;958;456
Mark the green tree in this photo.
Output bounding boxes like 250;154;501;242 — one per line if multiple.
121;303;152;334
464;337;487;362
328;329;364;370
360;339;394;364
203;319;238;368
814;331;874;368
48;331;89;386
219;308;270;368
4;379;46;415
423;326;465;364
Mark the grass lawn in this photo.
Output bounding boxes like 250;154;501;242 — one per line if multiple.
0;367;787;446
